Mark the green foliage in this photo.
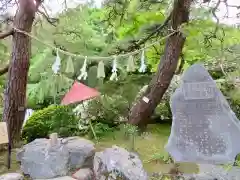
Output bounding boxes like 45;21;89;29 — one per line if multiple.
154;102;171;120
122;124;138;151
89;122;114;139
123;124;138;137
23;2;240;112
99;74;152;101
53;6;109;56
28;48;53;83
22;105;79;143
87;65;98;88
220;81;240;119
87;95;129;125
27;73;73;107
146;151;173;164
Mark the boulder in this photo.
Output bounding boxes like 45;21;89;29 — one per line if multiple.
18;138;69;179
64;137;95;169
93;145;148;180
0;173;23;180
17;137;95;179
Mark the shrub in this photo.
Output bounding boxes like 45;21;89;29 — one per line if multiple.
22;105;79;143
85;95;129;126
218;79;240;119
89;122;114;139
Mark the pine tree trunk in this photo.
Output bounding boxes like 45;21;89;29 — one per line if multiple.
128;0;193;129
2;0;39;145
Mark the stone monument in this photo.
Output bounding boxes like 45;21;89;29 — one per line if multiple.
165;63;240;164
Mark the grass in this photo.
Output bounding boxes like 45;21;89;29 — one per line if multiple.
93;124;199;174
0;124;199;176
0;149;21;174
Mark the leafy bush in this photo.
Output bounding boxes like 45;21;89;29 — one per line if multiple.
89;122;114;139
22;105;79;143
73;96;126;139
218;79;240;119
86;95;129;126
151;75;180;121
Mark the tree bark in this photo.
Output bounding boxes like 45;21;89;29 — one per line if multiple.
128;0;193;129
2;0;40;145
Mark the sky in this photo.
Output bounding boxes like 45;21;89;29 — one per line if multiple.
4;0;240;25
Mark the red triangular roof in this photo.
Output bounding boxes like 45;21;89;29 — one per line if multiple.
61;81;100;105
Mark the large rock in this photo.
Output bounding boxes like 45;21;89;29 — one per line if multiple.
165;64;240;164
93;145;148;180
17;137;95;179
18;138;69;179
64;137;95;169
0;173;23;180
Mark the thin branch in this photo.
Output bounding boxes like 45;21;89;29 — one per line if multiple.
114;13;172;53
53;30;82;38
0;29;13;39
37;4;59;26
152;45;161;55
37;10;59;26
138;12;171;46
175;53;185;74
0;65;9;76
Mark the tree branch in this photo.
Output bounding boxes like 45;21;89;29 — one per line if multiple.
114;13;172;53
0;65;9;76
175;53;185;74
53;29;82;38
37;4;59;26
37;10;59;26
0;29;13;39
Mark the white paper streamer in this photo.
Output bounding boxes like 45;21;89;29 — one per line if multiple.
110;56;118;81
97;61;105;78
52;50;61;74
127;55;136;72
65;56;74;73
139;50;146;73
77;56;88;80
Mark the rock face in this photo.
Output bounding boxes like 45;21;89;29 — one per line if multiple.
165;64;240;164
17;137;95;179
0;173;23;180
93;146;148;180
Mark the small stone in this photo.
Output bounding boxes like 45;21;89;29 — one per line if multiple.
0;173;23;180
72;168;93;180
